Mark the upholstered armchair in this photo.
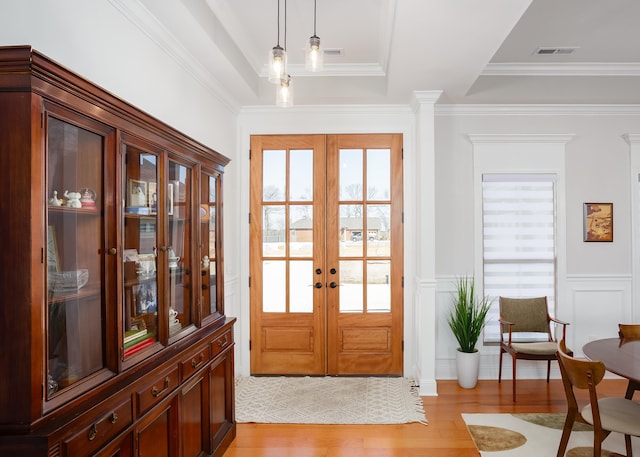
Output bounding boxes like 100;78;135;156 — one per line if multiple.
498;296;570;402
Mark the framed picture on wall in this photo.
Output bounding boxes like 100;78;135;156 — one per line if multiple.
583;202;613;242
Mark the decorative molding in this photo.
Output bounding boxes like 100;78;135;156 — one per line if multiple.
437;104;640;116
483;62;640;77
467;133;575;144
239;104;413;116
107;0;239;113
623;134;640;144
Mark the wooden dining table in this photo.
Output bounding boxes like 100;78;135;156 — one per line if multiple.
583;337;640;398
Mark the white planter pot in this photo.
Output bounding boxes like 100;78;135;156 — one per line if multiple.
456;349;480;389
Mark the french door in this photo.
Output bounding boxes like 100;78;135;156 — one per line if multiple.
249;133;403;375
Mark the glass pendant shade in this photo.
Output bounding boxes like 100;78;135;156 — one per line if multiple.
276;75;293;107
268;45;287;84
305;35;323;72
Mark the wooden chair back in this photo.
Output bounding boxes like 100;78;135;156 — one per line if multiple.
618;323;640;339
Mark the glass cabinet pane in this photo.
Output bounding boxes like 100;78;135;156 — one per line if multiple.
123;144;159;357
46;116;106;397
168;160;193;336
201;171;219;319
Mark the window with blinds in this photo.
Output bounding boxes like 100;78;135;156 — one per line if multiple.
482;174;556;343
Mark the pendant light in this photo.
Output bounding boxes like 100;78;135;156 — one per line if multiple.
275;0;293;107
268;0;287;84
276;74;293;107
305;0;323;72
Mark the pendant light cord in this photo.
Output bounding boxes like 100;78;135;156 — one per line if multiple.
284;0;287;51
313;0;317;36
276;0;281;46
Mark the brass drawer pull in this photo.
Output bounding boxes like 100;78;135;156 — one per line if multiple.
217;334;229;347
110;412;118;424
191;354;205;368
151;377;170;397
88;424;98;441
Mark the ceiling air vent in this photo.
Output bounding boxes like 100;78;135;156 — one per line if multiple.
323;48;344;57
535;46;579;55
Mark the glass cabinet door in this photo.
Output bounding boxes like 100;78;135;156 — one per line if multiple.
200;171;221;319
122;141;159;357
46;112;113;399
168;159;193;336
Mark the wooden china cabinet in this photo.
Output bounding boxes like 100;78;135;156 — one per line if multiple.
0;46;235;456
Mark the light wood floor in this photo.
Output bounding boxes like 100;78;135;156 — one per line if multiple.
223;378;630;457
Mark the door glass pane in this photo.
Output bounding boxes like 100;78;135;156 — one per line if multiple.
339;260;363;313
47;117;105;396
290;149;313;201
366;149;390;201
201;172;218;318
263;149;286;201
263;260;286;312
168;161;192;336
290;205;312;258
339;149;363;201
368;260;391;312
367;204;390;256
123;145;158;357
290;260;313;312
263;205;285;257
339;204;363;257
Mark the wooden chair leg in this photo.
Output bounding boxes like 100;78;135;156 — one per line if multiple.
512;354;517;402
556;409;577;457
498;349;503;383
546;359;551;383
625;434;633;457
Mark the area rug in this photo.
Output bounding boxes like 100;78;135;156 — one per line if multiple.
235;376;427;424
462;413;640;456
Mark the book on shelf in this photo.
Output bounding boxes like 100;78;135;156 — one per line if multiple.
125;206;151;215
124;331;151;348
124;336;155;357
124;328;148;344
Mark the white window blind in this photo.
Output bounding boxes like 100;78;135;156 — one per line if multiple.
482;174;556;343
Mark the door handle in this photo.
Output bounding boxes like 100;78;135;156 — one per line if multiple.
314;282;323;289
329;282;338;288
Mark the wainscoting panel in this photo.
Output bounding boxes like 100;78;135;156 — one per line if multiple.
566;275;632;358
434;275;633;383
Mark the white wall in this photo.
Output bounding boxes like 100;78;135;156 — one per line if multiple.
434;105;640;384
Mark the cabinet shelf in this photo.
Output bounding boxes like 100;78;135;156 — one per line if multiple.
48;206;100;215
47;284;101;304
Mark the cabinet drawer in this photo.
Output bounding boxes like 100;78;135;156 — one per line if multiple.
136;367;179;416
211;329;232;359
180;344;210;381
62;397;132;457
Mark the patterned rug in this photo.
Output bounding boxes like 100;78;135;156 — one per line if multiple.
462;413;640;456
235;376;427;424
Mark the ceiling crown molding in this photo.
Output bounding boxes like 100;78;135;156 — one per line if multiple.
436;104;640;116
108;0;239;112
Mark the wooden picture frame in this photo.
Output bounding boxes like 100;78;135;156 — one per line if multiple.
583;202;613;242
133;281;157;314
128;179;148;207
